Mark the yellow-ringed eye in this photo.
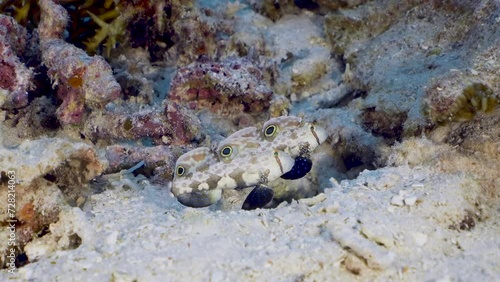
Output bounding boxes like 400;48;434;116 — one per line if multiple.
264;124;277;138
220;146;233;158
176;166;185;176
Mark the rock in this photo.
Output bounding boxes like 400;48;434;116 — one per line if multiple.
0;137;105;185
38;0;68;39
404;196;418;206
104;144;177;180
41;39;121;124
0;15;32;110
266;14;338;98
412;232;428;247
0;137;105;268
169;56;273;116
327;223;396;270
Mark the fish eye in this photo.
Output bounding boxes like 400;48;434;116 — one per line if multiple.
176;166;185;176
220;146;233;158
264;124;277;138
310;125;315;131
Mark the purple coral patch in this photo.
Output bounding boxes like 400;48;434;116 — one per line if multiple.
41;39;122;124
169;57;273;115
0;61;15;90
0;15;31;110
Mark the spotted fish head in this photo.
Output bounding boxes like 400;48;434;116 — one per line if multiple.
261;116;302;141
216;137;260;163
213;137;295;189
171;147;222;207
173;147;216;176
261;116;328;157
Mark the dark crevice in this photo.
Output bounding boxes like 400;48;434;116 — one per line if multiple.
361;107;407;143
15;252;29;268
43;174;57;182
332;89;368;108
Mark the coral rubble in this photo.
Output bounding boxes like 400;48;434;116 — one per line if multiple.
37;0;122;125
105;144;176;180
0;138;105;267
84;108;171;142
0;15;32;110
169;56;273;115
38;0;68;39
83;103;202;145
424;70;499;123
41;39;121;125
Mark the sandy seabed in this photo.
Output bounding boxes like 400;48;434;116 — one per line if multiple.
1;0;499;281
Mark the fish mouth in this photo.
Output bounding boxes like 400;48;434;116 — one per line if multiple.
274;151;285;174
310;124;328;145
176;189;222;208
312;129;320;145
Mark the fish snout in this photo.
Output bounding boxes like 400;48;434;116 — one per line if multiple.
310;124;328;146
273;150;295;175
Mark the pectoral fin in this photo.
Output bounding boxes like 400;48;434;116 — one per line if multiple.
280;157;312;180
242;185;275;210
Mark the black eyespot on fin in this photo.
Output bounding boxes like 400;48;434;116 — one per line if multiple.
242;185;274;210
280;157;312;180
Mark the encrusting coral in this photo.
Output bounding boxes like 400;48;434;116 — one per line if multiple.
82;102;202;145
0;137;105;268
0;14;32;110
424;70;499;124
38;0;121;125
41;39;122;124
169;56;274;115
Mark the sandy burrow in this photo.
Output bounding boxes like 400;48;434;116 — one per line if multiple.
0;141;497;281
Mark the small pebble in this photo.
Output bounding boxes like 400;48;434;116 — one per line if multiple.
106;231;119;246
390;195;405;206
412;232;427;246
329;177;341;189
404;196;418;206
76;196;86;207
299;193;327;206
